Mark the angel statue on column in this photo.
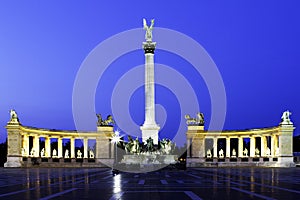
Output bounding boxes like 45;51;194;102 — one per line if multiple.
143;18;154;42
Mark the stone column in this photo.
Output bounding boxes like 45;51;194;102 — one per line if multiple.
70;137;75;158
238;137;243;157
45;137;51;157
261;136;266;157
250;136;255;157
226;137;231;157
33;135;40;157
187;138;191;158
271;135;275;156
213;137;218;158
22;134;29;156
274;135;279;155
58;137;63;158
140;41;160;145
84;137;88;158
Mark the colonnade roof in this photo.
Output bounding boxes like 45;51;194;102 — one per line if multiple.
187;126;281;137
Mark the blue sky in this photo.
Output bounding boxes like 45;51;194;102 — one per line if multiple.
0;1;300;146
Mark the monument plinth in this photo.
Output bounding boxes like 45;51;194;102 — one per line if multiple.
140;19;160;145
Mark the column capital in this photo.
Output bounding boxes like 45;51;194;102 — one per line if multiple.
143;42;156;54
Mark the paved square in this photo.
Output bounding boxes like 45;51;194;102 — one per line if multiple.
0;167;299;199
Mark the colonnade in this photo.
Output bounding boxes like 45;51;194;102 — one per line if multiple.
22;135;99;159
201;134;279;158
5;119;115;167
186;121;295;167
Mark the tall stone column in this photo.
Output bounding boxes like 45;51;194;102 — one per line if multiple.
250;136;255;157
226;137;231;157
58;137;63;158
45;137;51;157
70;137;75;158
140;41;160;144
84;137;88;158
238;137;243;157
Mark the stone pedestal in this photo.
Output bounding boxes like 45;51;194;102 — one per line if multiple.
5;121;23;167
96;126;114;166
276;124;295;167
186;125;205;164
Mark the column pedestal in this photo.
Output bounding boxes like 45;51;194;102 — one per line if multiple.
276;124;295;167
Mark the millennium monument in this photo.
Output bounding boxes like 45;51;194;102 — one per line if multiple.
4;19;297;169
140;19;160;145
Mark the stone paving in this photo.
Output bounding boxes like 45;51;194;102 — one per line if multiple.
0;167;299;199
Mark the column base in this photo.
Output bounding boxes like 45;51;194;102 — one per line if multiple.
275;156;295;167
140;125;160;145
4;156;23;167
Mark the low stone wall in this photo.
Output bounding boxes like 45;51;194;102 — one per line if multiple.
21;157;113;168
186;157;288;168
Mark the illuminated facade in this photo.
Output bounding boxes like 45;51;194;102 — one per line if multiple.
186;111;295;167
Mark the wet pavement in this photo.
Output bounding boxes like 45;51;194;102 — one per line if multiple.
0;167;299;199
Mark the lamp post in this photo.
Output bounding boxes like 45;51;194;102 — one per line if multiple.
111;130;122;168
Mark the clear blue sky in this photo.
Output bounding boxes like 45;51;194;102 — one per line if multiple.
0;1;299;146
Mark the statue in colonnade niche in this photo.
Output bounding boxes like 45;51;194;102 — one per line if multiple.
206;149;212;158
77;150;82;158
89;150;94;158
255;148;260;156
243;148;248;157
40;148;45;157
52;149;57;157
30;148;35;156
219;149;224;158
65;149;69;158
232;149;236;157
